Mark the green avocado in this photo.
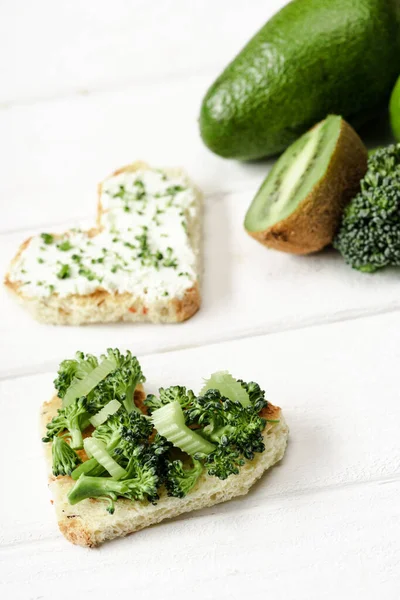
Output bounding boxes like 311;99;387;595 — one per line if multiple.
200;0;400;160
390;76;400;141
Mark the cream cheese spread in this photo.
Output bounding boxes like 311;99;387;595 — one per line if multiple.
8;168;199;301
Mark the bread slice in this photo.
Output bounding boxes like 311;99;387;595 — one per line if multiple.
41;393;289;547
5;162;202;325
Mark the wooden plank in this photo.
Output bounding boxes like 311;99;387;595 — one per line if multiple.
0;0;283;104
1;311;399;546
1;481;399;600
0;74;270;232
1;201;399;376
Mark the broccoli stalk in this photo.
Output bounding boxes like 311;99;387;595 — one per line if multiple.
51;436;81;476
43;398;91;449
334;143;400;272
68;474;153;514
68;446;160;513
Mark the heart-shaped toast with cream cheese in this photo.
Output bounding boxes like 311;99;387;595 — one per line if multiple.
5;162;202;325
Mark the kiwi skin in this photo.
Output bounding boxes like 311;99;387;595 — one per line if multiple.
246;119;368;255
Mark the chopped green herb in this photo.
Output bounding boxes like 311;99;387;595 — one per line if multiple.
57;240;73;252
178;272;190;277
162;291;169;297
124;241;136;250
163;247;178;269
78;267;98;281
41;233;54;245
134;179;146;200
48;284;55;293
71;254;82;263
113;185;126;199
37;257;45;264
166;185;185;195
57;264;71;279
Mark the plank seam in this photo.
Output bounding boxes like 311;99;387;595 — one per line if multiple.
0;304;399;382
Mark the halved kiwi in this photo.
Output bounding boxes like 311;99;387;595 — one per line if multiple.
244;115;368;254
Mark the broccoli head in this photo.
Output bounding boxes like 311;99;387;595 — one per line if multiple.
165;458;203;498
187;389;266;479
238;380;268;412
85;349;145;414
54;351;98;399
145;386;196;414
71;409;154;479
334;144;400;272
53;349;145;414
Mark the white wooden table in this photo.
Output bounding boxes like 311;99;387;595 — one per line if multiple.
1;1;399;598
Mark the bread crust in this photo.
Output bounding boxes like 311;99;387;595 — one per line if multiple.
41;394;288;547
4;162;202;324
248;119;368;254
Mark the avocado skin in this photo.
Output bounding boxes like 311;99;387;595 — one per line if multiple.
200;0;400;160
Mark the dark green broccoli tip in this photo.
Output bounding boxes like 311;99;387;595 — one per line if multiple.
145;385;196;414
238;380;268;412
165;459;203;498
51;436;81;477
202;446;245;480
187;388;266;479
334;143;400;273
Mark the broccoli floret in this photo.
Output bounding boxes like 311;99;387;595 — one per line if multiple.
188;389;266;479
165;458;203;498
94;410;153;450
68;446;160;513
71;410;153;479
238;380;268;412
203;446;245;480
334;144;400;272
54;349;145;414
145;386;196;414
51;435;81;476
54;351;98;399
43;398;90;449
85;349;145;414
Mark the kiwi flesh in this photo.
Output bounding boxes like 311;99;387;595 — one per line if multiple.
244;115;368;254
